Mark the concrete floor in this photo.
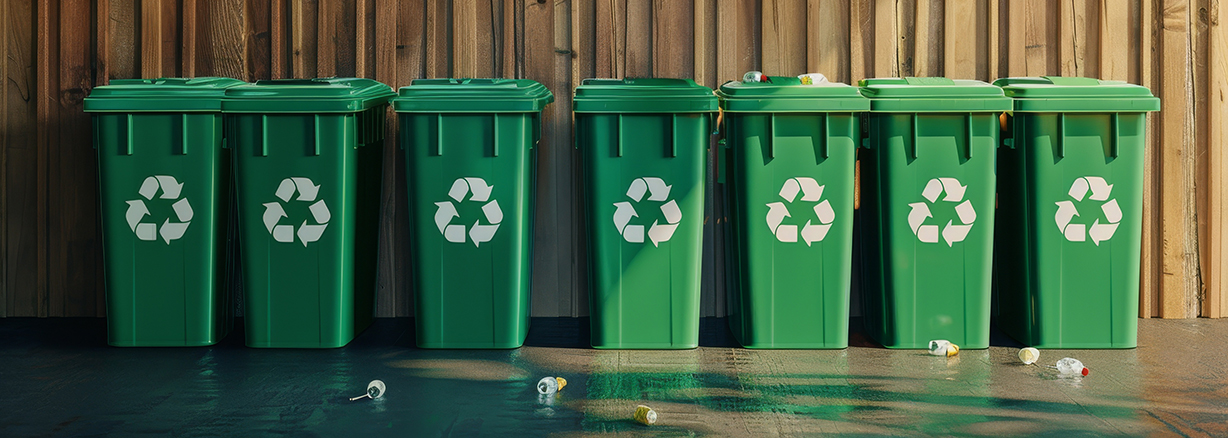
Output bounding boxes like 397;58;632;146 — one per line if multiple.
1;317;1225;437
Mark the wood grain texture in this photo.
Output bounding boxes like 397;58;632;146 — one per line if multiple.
4;0;1224;318
1158;0;1200;318
1210;0;1227;318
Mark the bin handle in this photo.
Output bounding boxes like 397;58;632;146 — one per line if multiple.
492;114;500;157
1109;113;1119;159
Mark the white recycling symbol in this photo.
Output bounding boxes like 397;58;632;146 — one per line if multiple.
434;177;503;247
612;177;682;247
765;177;835;246
1054;176;1121;246
907;177;977;247
125;175;193;244
262;177;330;246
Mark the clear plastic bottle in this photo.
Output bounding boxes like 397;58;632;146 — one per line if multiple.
928;340;959;357
1055;358;1089;376
742;71;766;83
537;376;567;394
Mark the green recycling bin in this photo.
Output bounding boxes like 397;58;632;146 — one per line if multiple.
717;74;869;349
85;77;245;347
574;78;717;349
859;77;1012;349
995;77;1159;349
223;78;394;348
394;78;552;349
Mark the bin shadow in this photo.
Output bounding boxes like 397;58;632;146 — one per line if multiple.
523;317;739;349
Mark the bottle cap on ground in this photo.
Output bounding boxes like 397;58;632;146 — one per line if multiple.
1019;347;1040;364
634;405;657;425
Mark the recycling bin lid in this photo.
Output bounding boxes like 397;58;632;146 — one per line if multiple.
717;74;869;113
993;76;1160;113
84;77;249;113
858;77;1012;113
222;78;396;113
573;78;717;113
393;78;554;113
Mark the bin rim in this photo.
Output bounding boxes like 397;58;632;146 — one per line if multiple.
858;77;1013;113
393;78;554;113
993;76;1160;113
573;77;717;113
718;75;869;113
221;77;396;114
84;77;249;113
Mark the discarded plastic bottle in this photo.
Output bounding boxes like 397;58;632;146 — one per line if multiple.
634;405;658;425
1018;347;1040;365
1054;358;1089;376
742;71;767;83
928;340;960;357
350;380;386;401
797;73;830;85
537;376;568;395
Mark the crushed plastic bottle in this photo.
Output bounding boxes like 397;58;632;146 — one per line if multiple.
537;376;568;395
742;71;767;83
1018;347;1040;365
1054;358;1089;376
634;405;658;425
350;380;386;401
928;340;960;357
797;73;831;85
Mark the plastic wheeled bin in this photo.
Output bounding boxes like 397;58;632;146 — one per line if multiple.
85;77;245;347
858;77;1012;349
573;78;717;349
717;74;869;349
223;78;394;348
394;78;552;349
994;76;1159;349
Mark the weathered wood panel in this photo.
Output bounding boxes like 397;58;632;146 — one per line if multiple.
1;0;1224;318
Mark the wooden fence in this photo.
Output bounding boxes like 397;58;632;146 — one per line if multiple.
1;0;1225;318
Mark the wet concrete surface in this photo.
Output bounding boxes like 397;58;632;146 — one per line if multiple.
1;317;1225;437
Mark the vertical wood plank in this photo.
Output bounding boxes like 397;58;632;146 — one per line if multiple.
849;0;873;80
595;0;625;78
1;1;38;316
1025;0;1058;75
913;0;944;77
271;0;287;79
425;0;450;78
107;0;137;79
291;0;318;78
34;0;56;317
1194;0;1211;317
694;0;717;87
896;0;915;77
762;0;806;75
988;0;1000;79
95;0;110;83
453;0;495;77
355;0;370;78
47;0;101;316
573;0;595;84
626;0;652;77
502;0;520;78
654;0;693;78
715;0;760;83
183;0;197;77
248;0;272;80
554;0;579;316
317;0;337;77
945;0;981;79
2;0;8;316
526;0;559;316
1209;0;1227;318
199;0;247;79
874;0;897;77
1059;0;1100;78
398;0;426;83
140;0;163;78
809;0;849;83
1140;0;1159;318
1158;0;1199;318
1099;0;1131;81
373;0;406;317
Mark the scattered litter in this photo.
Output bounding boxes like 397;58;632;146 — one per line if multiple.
1052;357;1090;377
537;376;567;395
928;340;960;357
1019;347;1041;365
350;380;386;401
634;405;657;426
798;73;831;85
742;71;767;83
